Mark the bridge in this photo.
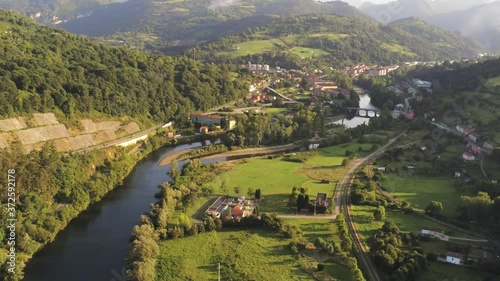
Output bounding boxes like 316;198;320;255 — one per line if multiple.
343;107;381;118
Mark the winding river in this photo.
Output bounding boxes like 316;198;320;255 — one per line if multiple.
23;95;378;280
23;141;223;281
334;93;380;128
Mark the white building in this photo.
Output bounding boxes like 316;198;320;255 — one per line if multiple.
446;252;462;265
462;152;475;161
484;141;496;150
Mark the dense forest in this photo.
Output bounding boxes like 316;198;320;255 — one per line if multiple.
191;14;482;69
0;10;249;126
0;132;178;280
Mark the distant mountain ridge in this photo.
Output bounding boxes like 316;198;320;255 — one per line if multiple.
190;15;483;68
360;0;500;51
58;0;364;54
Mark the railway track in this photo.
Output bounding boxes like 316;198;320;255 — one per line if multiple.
338;132;406;281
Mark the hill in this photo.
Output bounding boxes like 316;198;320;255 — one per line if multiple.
0;0;122;23
0;9;248;126
190;14;483;68
360;0;496;23
58;0;364;55
425;2;500;51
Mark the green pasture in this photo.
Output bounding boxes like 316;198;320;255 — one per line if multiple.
381;175;467;217
156;229;311;281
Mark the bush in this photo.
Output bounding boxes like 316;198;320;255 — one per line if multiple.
317;263;325;271
426;252;438;262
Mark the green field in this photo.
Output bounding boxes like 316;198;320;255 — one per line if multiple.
283;218;353;281
209;158;310;213
422;261;481;281
349;205;485;246
289;47;329;58
381;175;467;217
380;42;417;56
206;143;370;214
156;229;311;281
263;107;288;115
218;39;285;58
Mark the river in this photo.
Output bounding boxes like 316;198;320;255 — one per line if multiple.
23;141;223;281
333;93;380;128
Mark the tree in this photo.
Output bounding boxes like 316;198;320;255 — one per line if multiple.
247;187;255;198
317;263;325;271
169;160;180;181
373;206;385;221
233;185;241;194
255;188;262;200
425;201;443;217
221;179;229;194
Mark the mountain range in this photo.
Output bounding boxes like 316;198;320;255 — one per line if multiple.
360;0;500;51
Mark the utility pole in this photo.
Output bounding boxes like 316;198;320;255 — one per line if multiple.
218;263;221;281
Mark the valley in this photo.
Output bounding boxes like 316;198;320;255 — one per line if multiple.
0;1;499;281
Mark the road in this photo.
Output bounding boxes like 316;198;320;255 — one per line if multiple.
76;125;163;154
337;132;406;281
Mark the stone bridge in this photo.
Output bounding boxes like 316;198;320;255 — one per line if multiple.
343;107;381;118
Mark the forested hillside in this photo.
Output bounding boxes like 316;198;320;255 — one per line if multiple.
191;14;482;68
0;0;119;23
59;0;363;54
0;10;249;126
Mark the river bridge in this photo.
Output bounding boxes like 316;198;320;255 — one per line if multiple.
343;107;381;118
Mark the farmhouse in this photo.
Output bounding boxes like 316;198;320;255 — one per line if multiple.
462;152;476;161
456;124;475;135
190;113;236;130
483;140;497;150
205;196;256;219
446;252;462;265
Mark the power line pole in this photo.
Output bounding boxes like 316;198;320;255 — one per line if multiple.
218;263;221;281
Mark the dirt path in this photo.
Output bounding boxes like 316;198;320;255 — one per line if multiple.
201;144;299;160
157;148;196;166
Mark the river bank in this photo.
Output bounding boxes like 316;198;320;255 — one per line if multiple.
201;144;299;160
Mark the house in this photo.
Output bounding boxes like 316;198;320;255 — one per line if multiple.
468;132;480;142
483;140;496;150
456;125;475;135
467;144;480;154
462;152;475;161
446;252;462;265
316;193;328;207
412;78;432;89
421;228;449;241
190;113;236;130
395;104;405;111
406;111;415;120
368;67;388;76
200;126;209;134
377;167;386;172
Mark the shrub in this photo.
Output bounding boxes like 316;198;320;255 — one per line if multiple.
317;263;325;271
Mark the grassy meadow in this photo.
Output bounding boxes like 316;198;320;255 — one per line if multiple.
381;175;467;217
205;142;373;213
156;229;311;281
